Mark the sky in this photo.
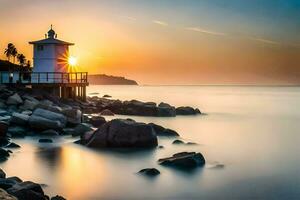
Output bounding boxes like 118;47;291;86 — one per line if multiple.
0;0;300;85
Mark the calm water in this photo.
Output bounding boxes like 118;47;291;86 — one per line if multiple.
1;85;300;200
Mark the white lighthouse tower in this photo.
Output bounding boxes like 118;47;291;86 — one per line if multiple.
29;25;74;75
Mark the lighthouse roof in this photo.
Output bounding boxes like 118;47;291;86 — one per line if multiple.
29;25;74;45
29;38;74;45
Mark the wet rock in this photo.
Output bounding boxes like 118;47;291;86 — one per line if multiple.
21;111;32;116
100;109;114;116
7;181;46;200
0;188;17;200
38;139;53;143
89;116;106;127
73;123;93;136
0;148;10;160
62;108;82;125
0;178;16;190
158;152;205;169
6;93;23;105
0;138;10;147
51;195;66;200
6;143;21;148
149;123;179;137
85;119;158;148
172;139;185;144
0;110;8;116
7;126;26;138
28;116;62;131
40;130;59;136
10;113;30;126
19;100;38;111
0;122;9;138
138;168;160;176
176;106;200;115
5;177;22;184
32;108;66;127
0;169;6;178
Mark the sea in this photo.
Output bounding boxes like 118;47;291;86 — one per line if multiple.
1;85;300;200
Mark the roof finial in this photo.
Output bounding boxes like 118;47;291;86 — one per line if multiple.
51;24;53;29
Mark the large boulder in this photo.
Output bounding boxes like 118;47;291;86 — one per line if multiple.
84;119;158;148
10;113;30;126
148;123;179;137
62;108;82;125
28;115;62;131
0;188;17;200
158;152;205;169
32;108;66;127
6;94;23;105
0;122;8;138
7;181;47;200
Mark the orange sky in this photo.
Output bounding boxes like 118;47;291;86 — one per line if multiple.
0;0;299;85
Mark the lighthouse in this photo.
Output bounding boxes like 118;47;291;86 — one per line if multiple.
29;25;74;74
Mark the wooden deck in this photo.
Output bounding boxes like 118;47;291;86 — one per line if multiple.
0;72;89;100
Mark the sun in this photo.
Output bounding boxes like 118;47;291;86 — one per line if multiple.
68;56;77;66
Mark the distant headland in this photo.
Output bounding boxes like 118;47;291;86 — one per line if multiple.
88;74;138;85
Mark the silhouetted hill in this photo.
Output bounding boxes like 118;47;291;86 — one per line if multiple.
88;74;138;85
0;59;30;71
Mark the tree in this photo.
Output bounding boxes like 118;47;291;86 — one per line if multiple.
11;47;18;64
26;60;31;67
17;54;26;66
4;43;15;62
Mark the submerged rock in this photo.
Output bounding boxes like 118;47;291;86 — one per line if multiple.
84;119;158;148
103;95;112;98
0;148;10;160
149;123;179;137
158;152;205;169
138;168;160;176
172;139;185;144
6;143;20;149
38;139;53;143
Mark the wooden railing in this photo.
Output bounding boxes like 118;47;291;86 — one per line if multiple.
0;72;88;84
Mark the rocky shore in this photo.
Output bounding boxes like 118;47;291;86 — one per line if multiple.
0;85;205;198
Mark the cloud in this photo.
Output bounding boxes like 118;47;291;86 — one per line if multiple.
186;27;226;36
152;20;168;26
248;37;280;45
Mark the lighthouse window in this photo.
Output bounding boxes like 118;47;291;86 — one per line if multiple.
37;45;44;51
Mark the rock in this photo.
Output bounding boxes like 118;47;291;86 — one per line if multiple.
0;102;6;109
186;142;198;145
158;152;205;169
172;139;185;144
35;103;62;114
138;168;160;176
6;93;23;105
62;128;74;135
6;177;22;184
73;123;93;136
38;139;53;143
157;107;176;117
176;106;199;115
149;123;179;137
10;113;30;126
62;108;82;125
85;119;158;148
19;100;38;111
100;109;114;116
0;116;11;122
0;122;9;138
6;143;21;148
40;130;59;136
28;116;62;131
0;148;10;160
0;178;16;190
7;181;46;200
21;111;32;116
7;126;26;138
195;108;201;114
0;188;17;200
103;95;112;98
0;169;6;178
158;145;164;149
32;108;66;127
51;195;66;200
0;138;10;147
89;116;106;127
0;110;8;116
158;102;172;108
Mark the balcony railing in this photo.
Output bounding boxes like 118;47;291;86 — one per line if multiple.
0;72;88;84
